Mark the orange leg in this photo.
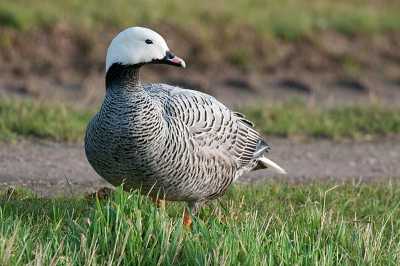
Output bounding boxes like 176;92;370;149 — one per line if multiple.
156;199;164;208
183;212;192;227
151;197;165;208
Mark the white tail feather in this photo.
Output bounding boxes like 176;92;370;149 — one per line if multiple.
259;157;287;174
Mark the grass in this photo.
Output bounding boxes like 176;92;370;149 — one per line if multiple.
1;0;400;40
2;0;399;79
1;180;400;265
1;97;399;142
243;98;400;140
0;99;94;142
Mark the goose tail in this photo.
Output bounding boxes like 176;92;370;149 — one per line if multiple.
258;157;287;174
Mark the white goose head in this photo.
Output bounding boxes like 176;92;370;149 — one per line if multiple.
105;27;186;73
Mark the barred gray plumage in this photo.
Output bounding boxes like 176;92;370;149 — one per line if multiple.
84;27;286;226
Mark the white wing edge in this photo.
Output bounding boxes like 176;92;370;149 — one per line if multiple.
259;157;287;175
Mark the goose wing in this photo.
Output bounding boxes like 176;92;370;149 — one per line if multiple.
143;83;265;166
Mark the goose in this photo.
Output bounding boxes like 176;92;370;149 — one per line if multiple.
84;27;286;227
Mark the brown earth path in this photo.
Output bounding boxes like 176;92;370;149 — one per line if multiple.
1;138;399;196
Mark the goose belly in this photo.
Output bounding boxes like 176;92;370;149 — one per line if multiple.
85;125;237;202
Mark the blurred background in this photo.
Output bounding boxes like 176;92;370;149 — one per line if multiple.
2;3;400;261
1;0;400;107
1;0;400;190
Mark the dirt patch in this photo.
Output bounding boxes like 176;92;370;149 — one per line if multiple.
1;25;400;108
1;138;399;196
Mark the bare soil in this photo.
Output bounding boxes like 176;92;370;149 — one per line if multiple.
1;26;400;195
1;137;399;196
1;25;400;108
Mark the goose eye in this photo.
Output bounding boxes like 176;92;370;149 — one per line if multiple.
145;39;153;44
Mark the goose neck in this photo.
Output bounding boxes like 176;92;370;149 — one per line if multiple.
105;63;143;91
